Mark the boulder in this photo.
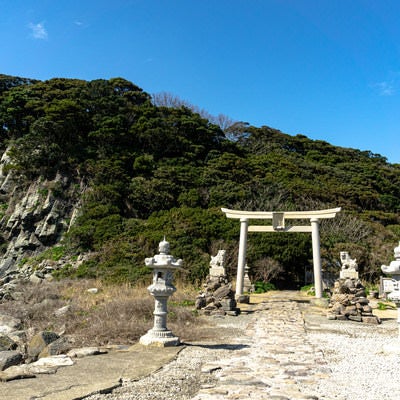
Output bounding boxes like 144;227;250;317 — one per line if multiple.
0;350;23;371
27;331;60;361
38;336;73;358
0;334;17;351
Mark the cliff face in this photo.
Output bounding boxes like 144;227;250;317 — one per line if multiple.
0;148;81;276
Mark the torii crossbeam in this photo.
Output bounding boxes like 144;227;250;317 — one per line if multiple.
221;207;341;298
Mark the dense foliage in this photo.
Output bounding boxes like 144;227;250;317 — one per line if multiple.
1;74;399;286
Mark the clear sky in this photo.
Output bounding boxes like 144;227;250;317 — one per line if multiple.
1;0;400;163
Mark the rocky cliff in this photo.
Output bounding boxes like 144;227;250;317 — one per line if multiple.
0;148;81;277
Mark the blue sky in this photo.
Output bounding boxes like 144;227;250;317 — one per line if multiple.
1;0;400;163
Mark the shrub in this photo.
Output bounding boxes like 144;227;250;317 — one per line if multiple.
254;281;276;293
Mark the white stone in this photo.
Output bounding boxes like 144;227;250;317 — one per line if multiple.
32;355;74;367
67;347;106;358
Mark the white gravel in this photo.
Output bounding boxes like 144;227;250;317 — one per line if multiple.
304;319;400;400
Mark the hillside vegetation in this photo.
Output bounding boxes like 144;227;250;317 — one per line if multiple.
0;74;399;287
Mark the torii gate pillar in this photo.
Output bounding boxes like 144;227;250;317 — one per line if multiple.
236;218;248;299
221;207;341;299
310;218;322;298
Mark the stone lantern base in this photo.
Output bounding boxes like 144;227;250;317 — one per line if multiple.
139;329;180;347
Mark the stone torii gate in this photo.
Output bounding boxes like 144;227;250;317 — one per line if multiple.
221;207;341;298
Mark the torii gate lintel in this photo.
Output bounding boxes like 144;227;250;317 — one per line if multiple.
221;207;341;299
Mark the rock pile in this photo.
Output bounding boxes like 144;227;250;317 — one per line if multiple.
0;253;91;301
0;311;106;381
195;250;239;316
195;275;239;316
327;278;381;324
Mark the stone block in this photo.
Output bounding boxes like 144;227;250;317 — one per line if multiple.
220;298;237;311
348;315;362;322
236;294;250;304
340;270;359;279
209;266;226;278
362;305;372;313
213;285;233;300
362;316;381;324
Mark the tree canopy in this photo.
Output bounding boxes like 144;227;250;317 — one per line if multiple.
0;74;399;286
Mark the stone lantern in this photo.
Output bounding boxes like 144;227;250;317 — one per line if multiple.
139;238;184;347
381;242;400;349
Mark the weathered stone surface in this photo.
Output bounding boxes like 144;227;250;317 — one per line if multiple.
0;334;17;351
27;331;60;361
220;298;236;311
348;315;362;322
0;350;23;371
213;285;233;300
362;316;381;324
0;365;36;382
363;305;373;313
67;347;107;358
356;297;369;305
32;354;74;368
38;336;73;358
0;150;81;281
237;294;250;304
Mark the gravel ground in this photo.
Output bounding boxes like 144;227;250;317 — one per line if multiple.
304;319;400;400
84;316;251;400
84;306;400;400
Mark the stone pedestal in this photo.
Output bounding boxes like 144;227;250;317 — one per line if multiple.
139;296;180;347
209;250;226;278
339;251;359;280
139;238;183;347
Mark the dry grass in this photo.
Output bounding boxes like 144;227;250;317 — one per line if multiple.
0;279;213;347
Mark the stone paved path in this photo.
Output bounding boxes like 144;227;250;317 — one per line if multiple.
192;292;329;400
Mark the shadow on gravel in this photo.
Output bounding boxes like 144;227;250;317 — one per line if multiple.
183;343;250;350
